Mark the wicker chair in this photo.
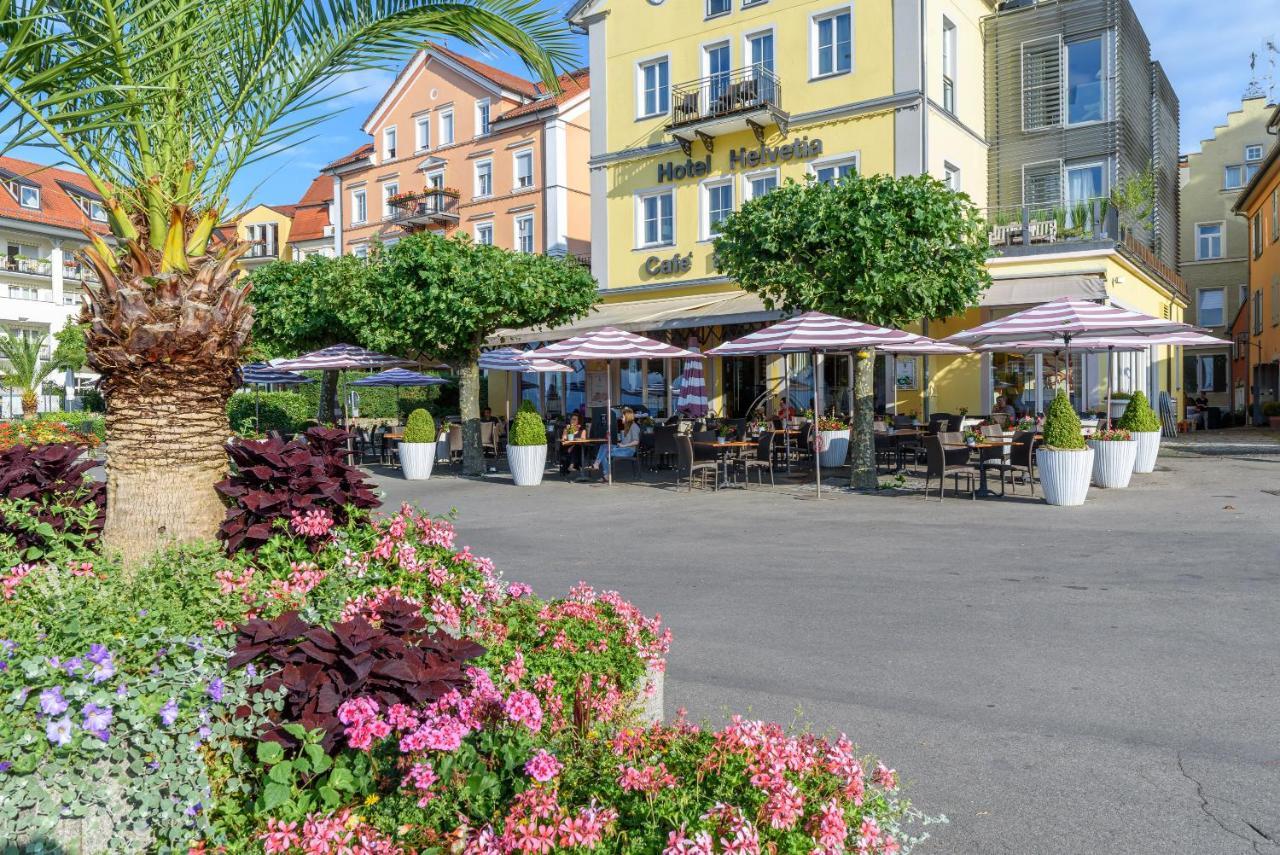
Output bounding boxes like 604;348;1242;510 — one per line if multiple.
735;431;776;487
923;435;975;501
674;435;719;491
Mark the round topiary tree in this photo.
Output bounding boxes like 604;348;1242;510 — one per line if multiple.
1116;390;1161;433
1042;390;1085;450
508;405;547;447
403;409;436;444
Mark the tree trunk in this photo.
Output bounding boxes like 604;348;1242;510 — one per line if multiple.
850;346;877;490
102;372;232;566
458;357;484;476
21;389;37;419
318;370;340;424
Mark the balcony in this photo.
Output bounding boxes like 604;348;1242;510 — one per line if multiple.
1;257;52;277
667;67;786;153
243;243;279;262
388;188;460;228
62;262;99;283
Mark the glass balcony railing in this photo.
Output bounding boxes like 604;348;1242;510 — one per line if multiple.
984;198;1116;248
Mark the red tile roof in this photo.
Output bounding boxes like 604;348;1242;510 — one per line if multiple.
428;44;540;98
500;68;590;121
0;156;112;235
322;143;374;171
289;175;333;242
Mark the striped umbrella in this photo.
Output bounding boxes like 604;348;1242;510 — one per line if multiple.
240;362;312;386
479;348;572;422
349;368;450;387
675;337;708;417
274;343;413;371
943;298;1188;347
528;328;701;485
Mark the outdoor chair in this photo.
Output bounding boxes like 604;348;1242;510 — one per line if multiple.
674;435;719;492
923;435;975;501
691;430;718;461
354;427;375;463
927;413;951;435
479;422;499;458
794;422;815;466
893;414;915;429
874;432;906;473
377;429;398;467
938;431;972;468
946;414;964;431
735;431;776;487
447;424;463;464
650;424;679;470
985;430;1038;495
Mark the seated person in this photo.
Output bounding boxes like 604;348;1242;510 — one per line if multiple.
774;396;797;422
559;412;587;474
993;395;1016;421
591;407;640;478
480;407;498;423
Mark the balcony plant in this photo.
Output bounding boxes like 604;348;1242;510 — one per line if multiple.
1038;390;1093;506
1115;390;1162;473
1086;427;1136;489
507;401;548;486
399;408;437;481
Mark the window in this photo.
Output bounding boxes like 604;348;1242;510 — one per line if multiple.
1186;354;1226;392
62;293;80;306
475;160;493;197
415;116;430;151
439;109;454;146
814;156;857;185
8;285;38;300
514;150;534;190
1272;189;1279;243
425;170;444;190
639;57;669;118
515;215;534;253
941;17;957;113
1023;161;1061;208
944;162;961;191
351;189;367;224
1224;165;1246;190
1197;287;1224;327
747;31;775;75
1254;213;1264;259
18;185;39;208
476;99;491;137
707;0;730;16
1065;37;1104;125
639;190;674;247
352;244;369;259
382;182;398;219
1253;289;1262;335
1273;274;1280;326
246;223;278;257
383;127;397;160
88;200;107;222
812;9;852;77
1022;36;1062;130
744;169;778;201
705;42;731;102
1246;144;1264;162
1196;223;1223;259
1065;161;1105;219
475;222;494;246
703;179;733;238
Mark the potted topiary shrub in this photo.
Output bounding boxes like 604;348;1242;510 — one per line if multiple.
399;408;437;480
1038;390;1094;506
1086;427;1137;488
507;401;548;486
1116;390;1162;473
815;415;850;468
1263;401;1280;430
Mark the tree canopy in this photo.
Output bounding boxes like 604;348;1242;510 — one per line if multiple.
248;253;370;359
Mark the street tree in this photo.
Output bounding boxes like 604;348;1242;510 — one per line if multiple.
0;0;575;562
713;173;990;489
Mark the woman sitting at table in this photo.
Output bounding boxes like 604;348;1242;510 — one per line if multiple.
591;407;640;479
559;412;587;475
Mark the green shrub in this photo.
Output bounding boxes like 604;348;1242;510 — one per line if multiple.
1042;390;1085;449
37;411;105;442
1261;401;1280;417
227;390;315;435
1116;390;1161;432
508;405;546;446
403;408;436;443
291;371;449;421
79;388;105;412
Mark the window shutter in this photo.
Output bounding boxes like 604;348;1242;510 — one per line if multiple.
1022;37;1062;131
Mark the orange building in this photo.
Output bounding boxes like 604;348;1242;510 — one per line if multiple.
1233;104;1280;417
319;45;591;261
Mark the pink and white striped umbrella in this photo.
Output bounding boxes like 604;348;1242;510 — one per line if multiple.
878;339;972;355
675;337;708;417
943;298;1188;346
275;343;413;371
706;311;921;356
527;327;703;361
973;329;1229;353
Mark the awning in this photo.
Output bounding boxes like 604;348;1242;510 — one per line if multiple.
492;291;781;344
980;274;1107;308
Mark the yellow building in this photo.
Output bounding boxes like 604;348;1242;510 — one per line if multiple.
221;203;298;270
493;0;1187;423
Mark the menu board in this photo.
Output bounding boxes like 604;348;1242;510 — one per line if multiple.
585;361;610;407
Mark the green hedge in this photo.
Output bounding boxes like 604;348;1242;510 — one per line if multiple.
227;391;315;436
291;371;453;421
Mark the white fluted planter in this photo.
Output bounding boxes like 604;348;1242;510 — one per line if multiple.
633;662;665;724
817;429;850;468
1132;431;1161;473
507;443;547;486
1087;439;1136;488
1038;447;1094;506
399;442;436;480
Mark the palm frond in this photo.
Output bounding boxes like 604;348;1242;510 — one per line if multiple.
0;333;54;391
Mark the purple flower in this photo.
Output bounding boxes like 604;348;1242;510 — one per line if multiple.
207;678;224;703
185;802;203;817
159;698;179;727
115;683;128;698
47;656;61;669
0;639;15;657
137;609;148;618
0;662;8;671
245;663;257;679
86;644;111;665
82;703;113;742
61;657;83;675
198;725;211;740
46;716;72;746
89;656;115;684
0;761;11;773
38;687;68;717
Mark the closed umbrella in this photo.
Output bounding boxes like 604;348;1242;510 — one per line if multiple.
528;328;702;485
675;337;708;417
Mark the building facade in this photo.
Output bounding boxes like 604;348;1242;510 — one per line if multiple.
321;46;591;261
1179;95;1275;413
529;0;1185;421
0;156;107;416
1232;104;1280;418
222;204;299;270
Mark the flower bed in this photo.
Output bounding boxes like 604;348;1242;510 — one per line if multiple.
0;433;932;853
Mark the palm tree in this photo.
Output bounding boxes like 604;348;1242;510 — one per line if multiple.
0;0;574;563
0;333;59;418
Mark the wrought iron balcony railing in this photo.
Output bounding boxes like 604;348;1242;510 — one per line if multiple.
668;66;781;130
388;188;461;225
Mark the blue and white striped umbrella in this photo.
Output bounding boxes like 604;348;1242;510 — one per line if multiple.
275;343;413;371
240;362;312;386
349;368;450;388
478;347;572;373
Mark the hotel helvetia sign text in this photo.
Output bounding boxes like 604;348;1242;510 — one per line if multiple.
656;137;824;183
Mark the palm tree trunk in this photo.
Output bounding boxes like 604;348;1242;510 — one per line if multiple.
458;357;483;476
850;346;877;490
21;389;37;419
103;373;231;565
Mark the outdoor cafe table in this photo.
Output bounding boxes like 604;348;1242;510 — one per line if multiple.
693;440;755;487
943;437;1038;498
560;438;608;482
